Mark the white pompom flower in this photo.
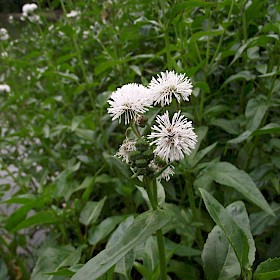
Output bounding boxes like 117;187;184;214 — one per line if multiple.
0;84;11;93
148;111;197;162
148;70;193;106
149;160;175;181
108;83;152;125
22;3;38;15
0;28;9;41
115;139;137;163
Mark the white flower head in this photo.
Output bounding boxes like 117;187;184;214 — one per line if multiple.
149;160;175;181
148;110;197;162
22;3;38;15
66;10;81;18
148;70;193;106
0;84;11;93
0;28;9;41
108;83;152;125
116;139;137;163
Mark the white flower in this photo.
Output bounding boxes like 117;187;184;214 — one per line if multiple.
149;160;175;181
22;3;38;15
0;28;9;41
148;111;197;162
108;83;152;125
116;139;137;163
66;10;80;18
148;70;193;106
1;51;8;58
0;84;11;93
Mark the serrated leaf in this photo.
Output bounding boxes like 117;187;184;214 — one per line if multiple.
202;225;241;280
79;197;107;226
254;257;280;280
206;162;274;215
199;189;254;270
71;210;170;280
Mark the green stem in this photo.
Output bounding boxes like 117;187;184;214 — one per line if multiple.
209;0;234;67
159;0;172;70
186;179;204;249
144;177;167;280
242;268;252;280
156;229;168;280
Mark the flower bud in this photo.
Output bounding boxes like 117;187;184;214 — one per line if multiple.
135;138;149;151
143;150;154;161
129;150;142;161
135;159;148;168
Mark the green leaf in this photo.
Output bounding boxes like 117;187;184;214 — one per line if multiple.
194;81;210;93
245;98;268;131
0;259;9;280
169;1;217;19
229;35;279;66
254;258;280;280
221;71;256;88
79;197;107;226
202;225;241;280
31;245;82;280
250;203;280;235
252;123;280;136
206;162;274;215
190;30;224;43
228;131;252;144
88;216;125;246
199;189;254;269
190;142;217;168
71;210;170;280
5;196;51;231
226;202;255;266
12;211;58;233
209;119;240;135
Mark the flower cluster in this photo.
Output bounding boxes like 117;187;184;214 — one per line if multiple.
22;3;40;23
0;84;11;93
108;70;197;181
0;28;9;41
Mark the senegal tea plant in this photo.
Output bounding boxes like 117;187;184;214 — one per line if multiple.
106;70;197;280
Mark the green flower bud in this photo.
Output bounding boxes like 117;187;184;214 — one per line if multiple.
135;159;148;168
135;115;148;127
129;150;142;161
154;156;166;167
135;138;150;151
143;149;154;161
137;167;149;176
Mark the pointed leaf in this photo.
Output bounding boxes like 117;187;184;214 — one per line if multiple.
206;162;274;215
31;245;81;280
71;210;170;280
88;216;125;246
199;189;253;269
12;211;58;233
245;98;268;132
79;197;107;226
202;225;241;280
254;258;280;280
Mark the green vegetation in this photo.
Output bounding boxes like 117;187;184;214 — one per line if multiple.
0;0;279;279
